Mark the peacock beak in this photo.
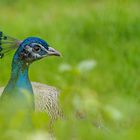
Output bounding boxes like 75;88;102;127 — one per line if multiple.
47;47;61;57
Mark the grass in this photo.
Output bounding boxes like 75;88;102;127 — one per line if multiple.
0;0;140;139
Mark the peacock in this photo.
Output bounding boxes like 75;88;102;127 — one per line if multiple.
0;31;62;120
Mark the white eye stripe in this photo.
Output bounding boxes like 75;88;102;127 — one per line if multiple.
39;45;48;52
32;53;41;58
31;43;48;53
25;43;49;59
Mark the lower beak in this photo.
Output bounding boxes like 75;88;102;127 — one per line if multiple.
47;47;61;57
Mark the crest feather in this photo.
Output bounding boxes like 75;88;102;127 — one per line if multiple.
0;31;21;59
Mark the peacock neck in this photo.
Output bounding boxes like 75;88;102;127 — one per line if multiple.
10;59;30;89
9;58;33;93
1;57;34;110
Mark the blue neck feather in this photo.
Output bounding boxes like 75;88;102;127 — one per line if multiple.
2;53;34;109
10;58;32;93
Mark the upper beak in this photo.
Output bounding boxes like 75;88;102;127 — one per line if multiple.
47;47;61;57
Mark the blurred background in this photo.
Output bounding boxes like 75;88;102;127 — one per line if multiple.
0;0;140;139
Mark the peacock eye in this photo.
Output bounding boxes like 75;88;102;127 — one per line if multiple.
33;45;41;52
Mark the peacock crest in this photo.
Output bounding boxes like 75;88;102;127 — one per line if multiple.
0;31;21;59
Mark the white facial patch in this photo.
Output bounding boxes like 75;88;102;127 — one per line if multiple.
25;45;42;59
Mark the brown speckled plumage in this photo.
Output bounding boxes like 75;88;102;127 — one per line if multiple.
0;82;63;120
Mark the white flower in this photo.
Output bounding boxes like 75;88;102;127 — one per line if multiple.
77;59;96;73
58;63;72;72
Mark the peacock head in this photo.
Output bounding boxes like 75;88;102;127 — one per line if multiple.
14;37;61;63
0;32;61;64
